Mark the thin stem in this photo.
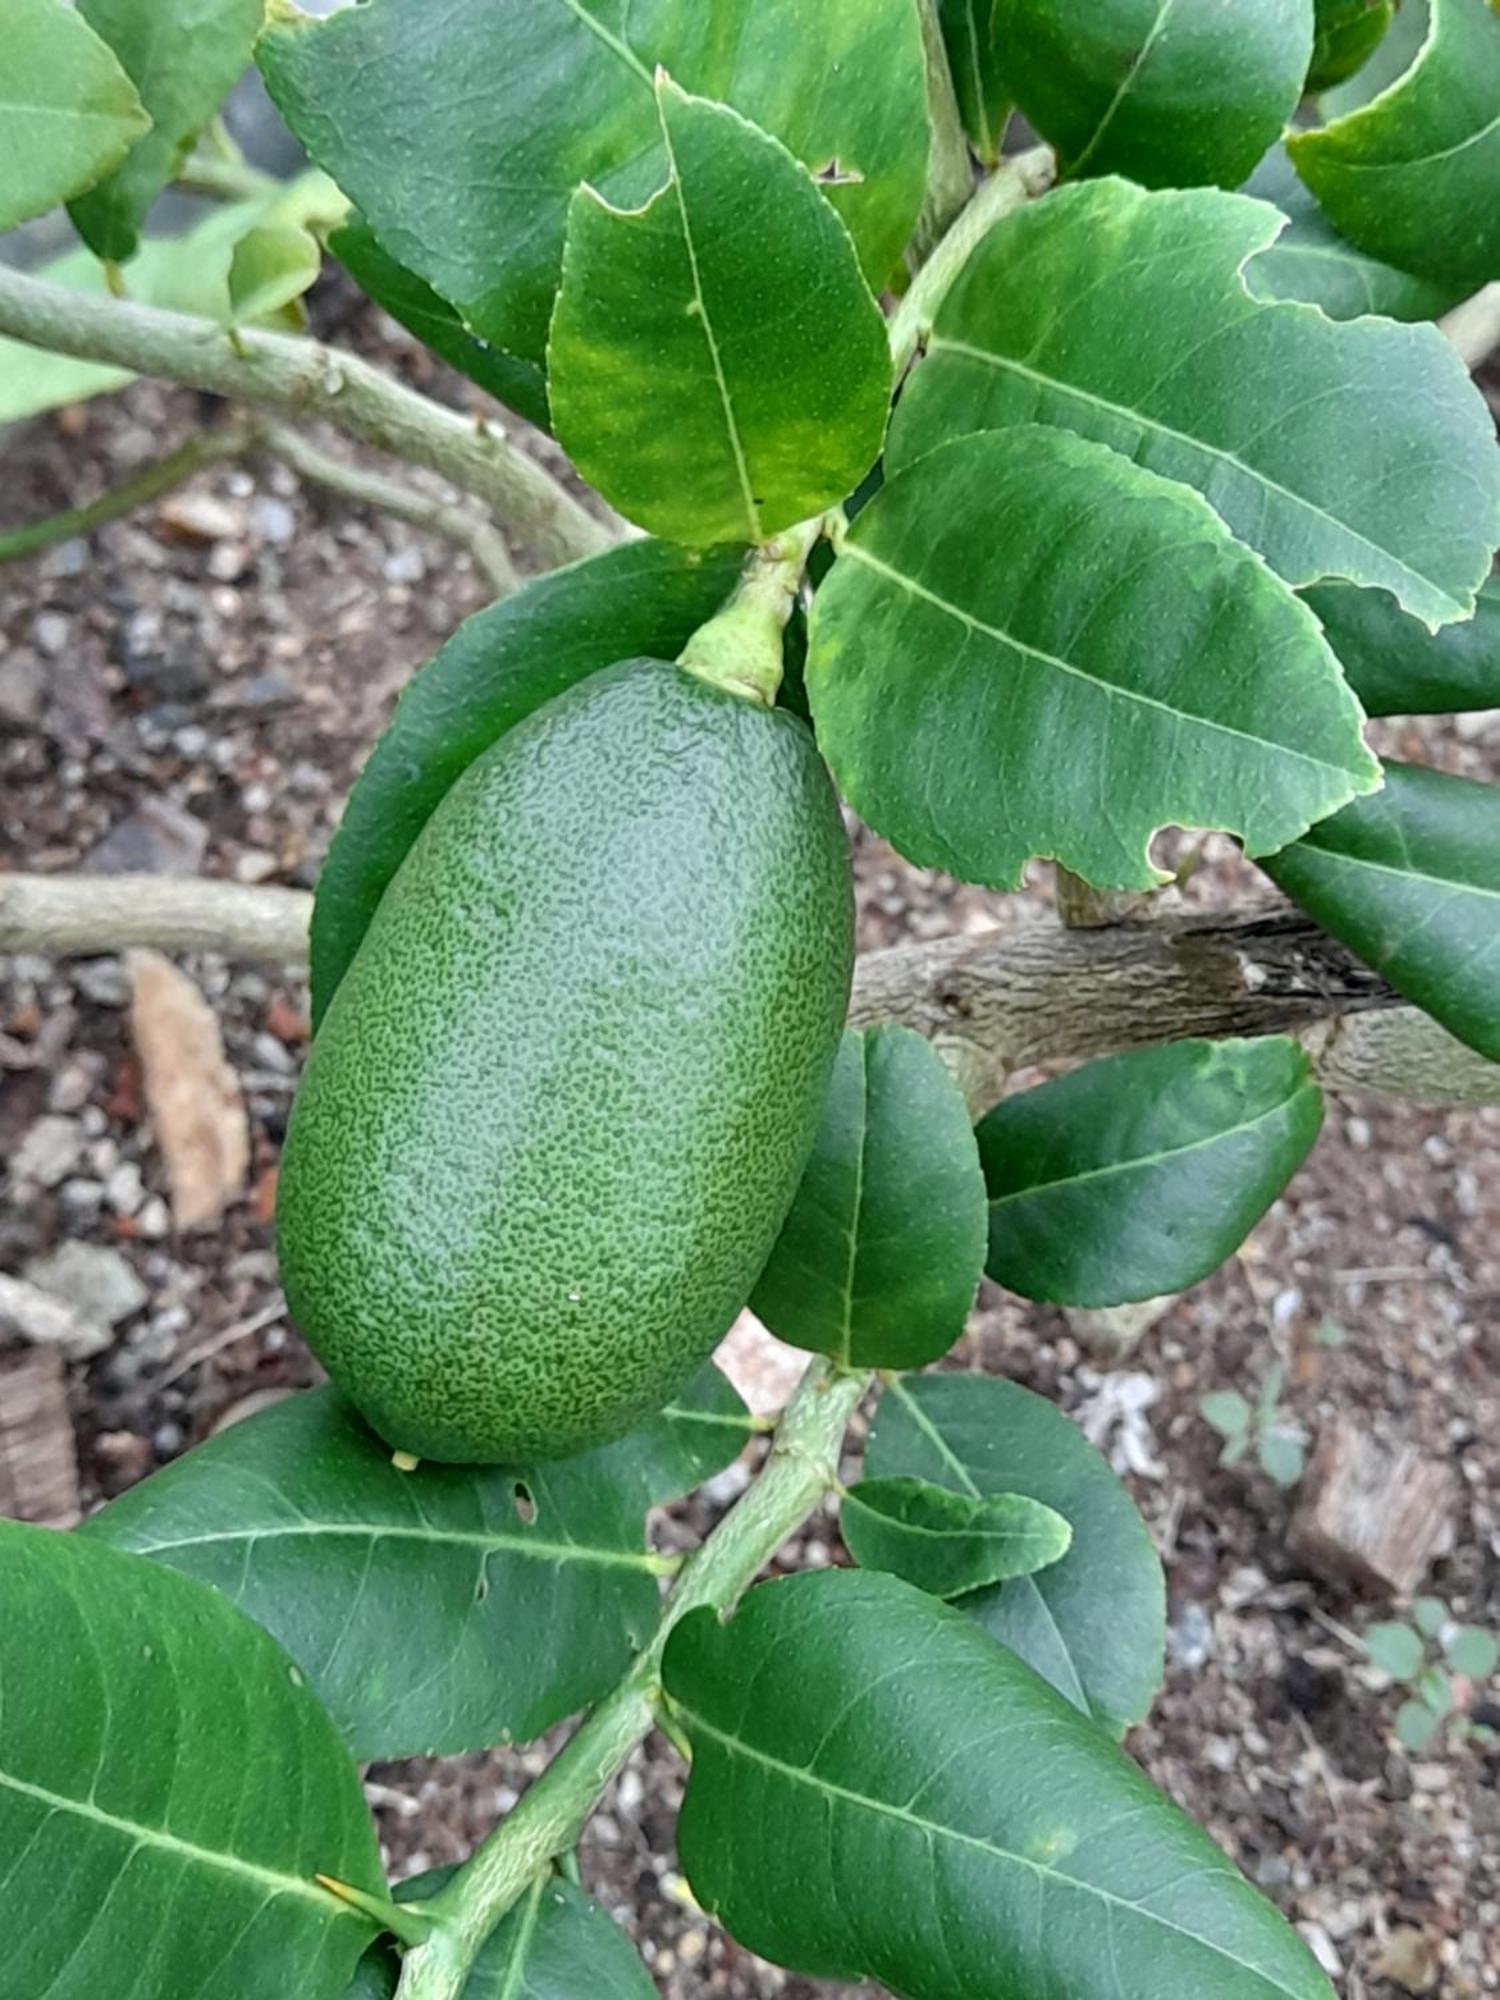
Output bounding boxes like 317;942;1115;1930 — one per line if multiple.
255;420;518;596
0;423;249;563
889;144;1056;375
678;516;822;705
0;262;613;569
393;1357;867;2000
912;0;977;258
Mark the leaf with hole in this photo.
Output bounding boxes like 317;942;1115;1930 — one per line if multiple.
867;1373;1164;1736
69;0;265;262
976;1038;1324;1306
330;218;549;430
665;1567;1334;1999
258;0;927;386
889;177;1500;629
749;1026;986;1369
350;1871;655;2000
548;81;890;547
1242;144;1461;323
311;538;742;1022
85;1387;665;1762
938;1;1011;164
1307;578;1500;718
1290;0;1500;289
0;0;148;232
988;0;1312;190
1261;761;1500;1064
807;426;1379;891
841;1476;1071;1599
0;1520;381;2000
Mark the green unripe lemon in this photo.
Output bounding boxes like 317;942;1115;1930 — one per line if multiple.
278;657;852;1464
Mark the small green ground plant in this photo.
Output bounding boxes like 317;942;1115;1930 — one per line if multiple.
1;3;1498;1999
1366;1600;1500;1751
1201;1361;1309;1489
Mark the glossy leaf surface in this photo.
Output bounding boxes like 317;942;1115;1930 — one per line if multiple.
889;178;1500;629
807;427;1379;891
1291;0;1500;289
70;0;264;261
750;1026;986;1368
977;1038;1324;1306
666;1569;1331;1999
259;0;927;380
867;1374;1165;1736
1308;0;1397;90
841;1475;1072;1598
86;1388;664;1761
351;1873;654;2000
1243;144;1460;322
0;0;147;231
1261;761;1500;1064
939;1;1010;163
616;1361;755;1506
549;83;889;546
330;218;549;429
311;539;742;1021
0;1521;381;2000
1306;577;1500;716
989;0;1311;189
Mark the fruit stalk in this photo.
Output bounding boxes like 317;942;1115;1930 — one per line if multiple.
678;517;823;705
394;1355;868;2000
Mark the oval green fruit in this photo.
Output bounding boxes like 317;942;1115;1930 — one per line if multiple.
278;657;852;1464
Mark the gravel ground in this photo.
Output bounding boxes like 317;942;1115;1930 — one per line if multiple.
1;293;1497;1999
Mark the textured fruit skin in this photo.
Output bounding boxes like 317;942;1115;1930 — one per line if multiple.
278;657;852;1464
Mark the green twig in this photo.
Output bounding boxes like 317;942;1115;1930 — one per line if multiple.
392;1357;867;2000
678;516;823;705
0;424;249;563
889;143;1056;375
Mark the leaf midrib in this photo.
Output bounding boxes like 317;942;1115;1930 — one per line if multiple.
984;1088;1305;1214
844;542;1363;780
1292;840;1500;903
927;336;1455;615
0;1767;354;1915
127;1521;658;1572
675;1707;1306;1996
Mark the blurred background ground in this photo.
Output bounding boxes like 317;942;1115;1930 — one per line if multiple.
1;285;1497;1999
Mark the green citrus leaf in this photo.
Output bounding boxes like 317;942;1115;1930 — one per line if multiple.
1290;0;1500;289
1366;1620;1427;1679
0;0;148;231
1242;143;1462;322
548;81;889;547
977;1038;1324;1307
1309;0;1397;90
350;1872;654;2000
1306;577;1500;717
311;538;742;1023
749;1026;986;1369
330;217;550;429
938;1;1011;164
258;0;927;383
228;220;321;327
841;1476;1072;1599
68;0;264;262
867;1373;1164;1736
1444;1627;1500;1679
0;1520;382;2000
665;1568;1332;1999
84;1387;666;1762
888;178;1500;629
1320;0;1431;112
988;0;1312;189
807;426;1379;891
0;169;346;424
1261;761;1500;1064
617;1361;754;1506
